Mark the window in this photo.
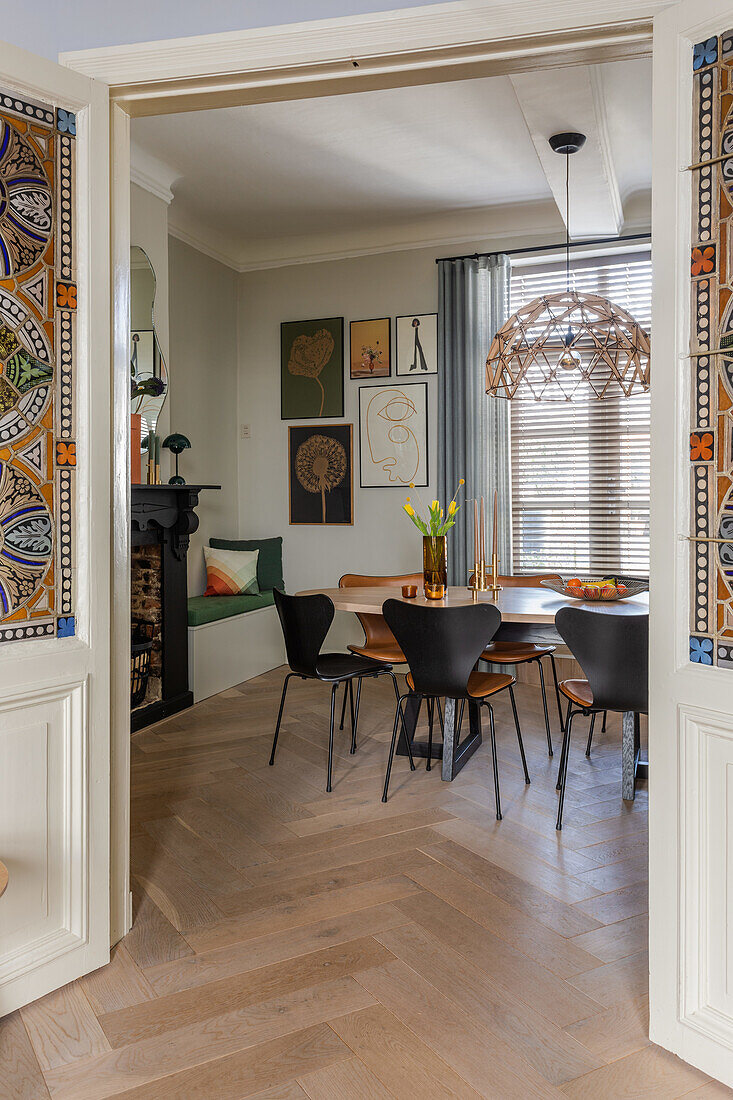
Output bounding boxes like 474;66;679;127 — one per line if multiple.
509;250;651;576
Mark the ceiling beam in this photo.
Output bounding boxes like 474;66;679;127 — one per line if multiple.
510;66;623;238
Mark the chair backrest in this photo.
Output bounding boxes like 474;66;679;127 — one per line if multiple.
468;571;562;588
273;588;334;677
339;572;423;652
382;598;500;698
555;605;649;714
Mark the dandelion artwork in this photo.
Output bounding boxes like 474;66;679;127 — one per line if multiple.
281;317;344;419
289;424;353;525
350;318;391;379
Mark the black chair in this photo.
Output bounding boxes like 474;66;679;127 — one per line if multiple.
380;599;530;815
554;605;648;830
269;589;398;792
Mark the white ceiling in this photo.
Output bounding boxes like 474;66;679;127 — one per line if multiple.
131;57;651;270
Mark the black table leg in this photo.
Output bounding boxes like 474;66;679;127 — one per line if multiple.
396;693;482;779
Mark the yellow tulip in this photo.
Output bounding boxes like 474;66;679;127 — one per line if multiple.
404;503;415;516
448;501;457;515
431;500;439;510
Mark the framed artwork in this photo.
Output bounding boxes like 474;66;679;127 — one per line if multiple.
396;313;438;375
350;317;391;379
281;317;344;420
289;424;353;525
358;383;428;488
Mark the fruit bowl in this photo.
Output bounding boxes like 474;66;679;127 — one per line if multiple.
540;577;649;602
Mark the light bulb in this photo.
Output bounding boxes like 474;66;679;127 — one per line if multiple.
558;326;581;371
558;346;582;371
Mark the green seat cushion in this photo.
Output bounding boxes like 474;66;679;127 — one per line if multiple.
210;536;283;592
187;590;275;627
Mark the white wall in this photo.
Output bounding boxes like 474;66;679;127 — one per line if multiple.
238;250;442;595
168;236;240;592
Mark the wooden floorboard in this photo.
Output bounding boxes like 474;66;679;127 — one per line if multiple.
7;666;731;1099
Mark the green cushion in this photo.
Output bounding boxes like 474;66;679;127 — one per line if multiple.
210;536;283;592
187;590;275;627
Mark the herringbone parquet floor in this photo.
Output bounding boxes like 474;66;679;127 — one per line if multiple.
3;669;731;1099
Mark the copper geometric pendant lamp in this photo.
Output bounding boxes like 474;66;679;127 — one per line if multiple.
485;132;651;402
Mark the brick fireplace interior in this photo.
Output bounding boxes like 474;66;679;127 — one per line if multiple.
131;542;162;711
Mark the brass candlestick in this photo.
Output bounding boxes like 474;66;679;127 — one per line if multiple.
468;559;490;596
489;552;502;599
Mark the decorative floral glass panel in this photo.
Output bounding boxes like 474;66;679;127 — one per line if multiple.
0;89;76;643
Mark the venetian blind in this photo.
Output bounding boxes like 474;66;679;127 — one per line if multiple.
509;250;651;576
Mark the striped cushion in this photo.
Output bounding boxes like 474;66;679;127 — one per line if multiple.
204;546;260;597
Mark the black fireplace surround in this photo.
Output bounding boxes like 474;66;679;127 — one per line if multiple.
131;483;219;732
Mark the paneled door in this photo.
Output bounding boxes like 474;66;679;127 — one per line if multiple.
651;0;733;1086
0;42;110;1013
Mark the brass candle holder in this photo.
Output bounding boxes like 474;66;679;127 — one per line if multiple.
468;559;489;599
489;552;502;599
468;556;502;600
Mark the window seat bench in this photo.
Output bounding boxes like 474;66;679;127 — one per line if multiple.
187;591;285;702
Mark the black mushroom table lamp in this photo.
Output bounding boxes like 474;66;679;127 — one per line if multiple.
162;433;191;485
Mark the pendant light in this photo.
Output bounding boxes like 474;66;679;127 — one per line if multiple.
485;132;651;402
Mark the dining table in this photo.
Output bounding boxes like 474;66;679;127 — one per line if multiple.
300;583;649;799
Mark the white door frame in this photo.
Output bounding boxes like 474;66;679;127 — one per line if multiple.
65;0;693;1057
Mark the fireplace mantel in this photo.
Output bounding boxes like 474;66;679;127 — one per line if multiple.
131;483;220;731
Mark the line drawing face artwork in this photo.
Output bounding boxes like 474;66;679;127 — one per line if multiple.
359;383;428;488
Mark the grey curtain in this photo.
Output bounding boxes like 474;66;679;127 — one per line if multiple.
438;254;511;585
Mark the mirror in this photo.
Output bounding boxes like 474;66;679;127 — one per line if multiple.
130;245;168;446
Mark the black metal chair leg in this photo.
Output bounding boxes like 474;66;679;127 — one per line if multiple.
549;653;565;732
585;712;596;757
348;678;356;738
382;694;411;802
536;658;553;757
486;702;502;820
556;709;575;830
326;683;337;792
426;696;434;771
339;680;349;730
602;711;607;733
350;677;362;754
556;699;573;789
269;673;293;765
508;684;530;784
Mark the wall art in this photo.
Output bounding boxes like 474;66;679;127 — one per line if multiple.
281;317;344;419
396;313;437;375
0;91;77;643
289;423;353;525
358;382;428;488
349;317;391;379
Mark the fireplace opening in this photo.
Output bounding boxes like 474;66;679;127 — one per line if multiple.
131;542;163;712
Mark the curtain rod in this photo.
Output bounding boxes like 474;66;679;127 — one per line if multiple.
434;233;651;265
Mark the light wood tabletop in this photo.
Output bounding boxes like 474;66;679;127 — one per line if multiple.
299;584;649;623
0;860;8;898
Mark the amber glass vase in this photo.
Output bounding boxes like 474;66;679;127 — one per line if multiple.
423;535;447;599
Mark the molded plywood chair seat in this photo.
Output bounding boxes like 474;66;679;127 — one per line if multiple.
269;589;396;792
553;604;648;830
380;599;530;816
477;573;565;758
337;571;424;727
